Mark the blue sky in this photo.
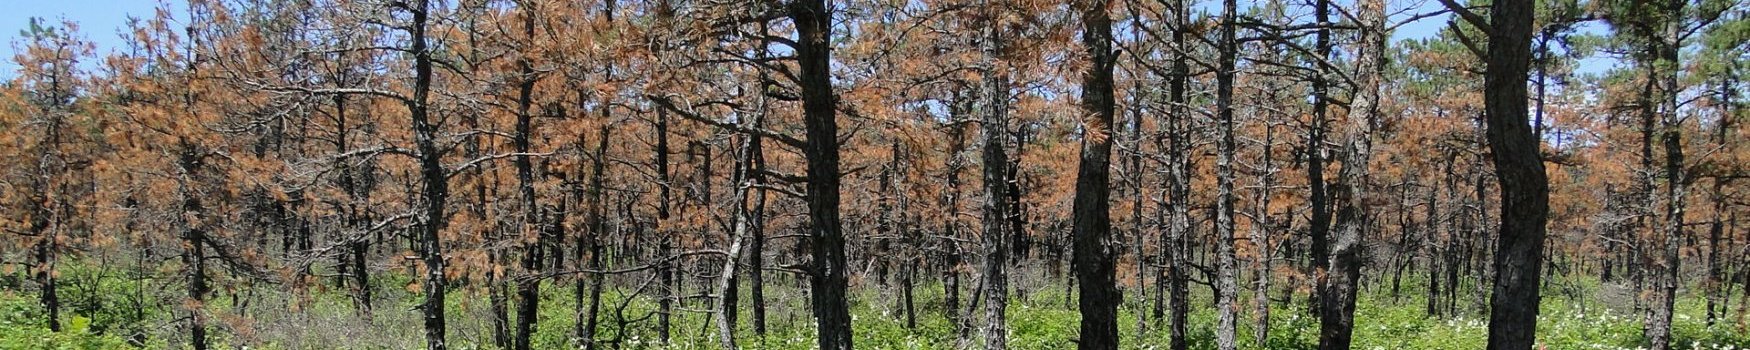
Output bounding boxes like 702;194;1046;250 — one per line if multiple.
1;0;1612;78
0;0;173;75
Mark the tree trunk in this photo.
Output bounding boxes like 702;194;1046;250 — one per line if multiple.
740;17;770;339
1124;13;1149;335
32;207;58;333
406;2;449;348
1646;1;1686;346
1071;1;1119;348
1425;185;1441;317
1166;1;1192;347
179;141;209;350
654;104;674;343
336;94;373;313
943;99;968;332
1252;109;1275;345
1213;1;1241;348
577;121;609;349
716;123;764;348
1474;0;1550;348
512;9;543;349
789;1;853;348
490;268;511;349
979;2;1013;347
749;129;769;337
1305;0;1335;319
1319;1;1383;349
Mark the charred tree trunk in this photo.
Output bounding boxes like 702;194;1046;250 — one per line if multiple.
512;9;543;349
405;2;450;348
749;128;769;337
178;141;209;350
1425;185;1442;317
789;1;853;348
337;95;374;315
654;107;675;344
31;196;58;333
978;2;1013;347
577;120;609;348
1071;0;1120;348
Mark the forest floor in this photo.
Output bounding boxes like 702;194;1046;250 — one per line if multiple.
1;264;1746;349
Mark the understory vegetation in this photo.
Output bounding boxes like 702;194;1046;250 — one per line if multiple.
3;263;1744;350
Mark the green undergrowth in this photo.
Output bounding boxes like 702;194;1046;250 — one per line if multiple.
1;263;1746;349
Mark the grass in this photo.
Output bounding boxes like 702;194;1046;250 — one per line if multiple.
0;262;1746;349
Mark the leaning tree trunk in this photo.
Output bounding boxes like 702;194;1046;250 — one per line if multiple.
1070;0;1120;348
716;120;763;349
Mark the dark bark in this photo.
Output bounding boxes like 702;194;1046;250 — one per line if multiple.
404;2;449;348
1165;1;1191;347
32;200;58;333
943;98;968;331
1305;0;1334;319
750;120;769;337
512;8;542;349
1472;0;1550;348
579;4;615;346
1124;9;1149;334
789;1;853;348
1213;0;1240;348
351;235;370;312
1007;131;1030;267
577;121;609;348
1709;187;1723;326
1252;107;1275;345
1425;186;1441;317
1707;73;1735;326
490;270;511;349
746;20;772;338
179;142;209;350
654;108;674;343
336;93;373;312
1071;0;1120;348
979;2;1012;346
